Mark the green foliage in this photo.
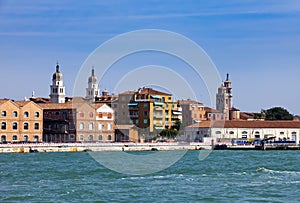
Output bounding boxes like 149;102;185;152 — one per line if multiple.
159;129;178;139
262;107;293;120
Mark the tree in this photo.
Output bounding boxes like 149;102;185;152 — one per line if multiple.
262;107;293;120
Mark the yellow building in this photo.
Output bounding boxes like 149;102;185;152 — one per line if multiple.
128;87;182;133
0;99;43;143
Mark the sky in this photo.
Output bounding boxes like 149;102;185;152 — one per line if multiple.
0;0;300;114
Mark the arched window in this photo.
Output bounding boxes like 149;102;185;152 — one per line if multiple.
79;123;84;130
12;135;17;141
229;131;234;135
1;111;6;117
107;123;112;130
23;135;28;142
13;111;18;117
34;135;39;142
13;122;18;130
1;122;6;130
107;135;112;141
89;123;94;130
1;135;6;143
98;135;103;141
242;131;248;139
34;123;39;130
80;135;84;141
24;112;29;118
255;131;260;139
24;123;29;130
216;131;221;135
34;112;40;118
88;135;93;141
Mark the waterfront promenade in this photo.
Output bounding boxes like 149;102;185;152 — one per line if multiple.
1;141;299;153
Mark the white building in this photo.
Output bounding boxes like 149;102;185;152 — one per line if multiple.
185;120;300;144
216;74;232;120
50;64;66;103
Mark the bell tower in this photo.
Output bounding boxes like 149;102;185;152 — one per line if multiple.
50;63;66;103
216;73;232;120
86;67;100;101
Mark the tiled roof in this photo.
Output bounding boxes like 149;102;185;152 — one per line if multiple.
139;88;171;96
229;107;240;111
38;102;74;110
119;91;135;95
15;101;31;107
204;107;221;113
179;99;204;105
187;120;300;129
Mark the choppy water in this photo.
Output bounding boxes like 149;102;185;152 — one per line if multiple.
0;150;299;202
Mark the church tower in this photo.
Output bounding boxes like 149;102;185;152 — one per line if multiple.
86;67;100;101
50;63;66;103
216;73;232;120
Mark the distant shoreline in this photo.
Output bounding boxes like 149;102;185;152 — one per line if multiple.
0;142;300;153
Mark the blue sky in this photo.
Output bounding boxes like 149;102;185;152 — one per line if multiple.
0;0;300;114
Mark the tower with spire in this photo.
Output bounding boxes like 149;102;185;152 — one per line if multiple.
216;73;232;120
50;63;66;103
86;67;100;101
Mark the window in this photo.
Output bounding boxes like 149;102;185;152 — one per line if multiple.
34;112;40;118
107;135;112;141
1;135;6;143
89;123;93;130
13;111;18;117
89;112;93;118
1;111;6;117
107;123;112;130
1;122;6;130
80;135;84;141
280;132;284;135
98;123;102;131
34;123;39;130
136;120;139;124
98;135;103;141
229;131;234;135
23;135;28;142
144;111;148;116
24;123;29;130
144;119;148;124
88;135;93;141
98;113;103;118
34;135;39;142
107;113;112;119
216;131;221;135
144;103;148;108
79;112;84;118
24;112;29;118
12;135;17;141
13;122;18;130
79;123;84;130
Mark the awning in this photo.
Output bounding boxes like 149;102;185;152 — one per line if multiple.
172;111;182;115
154;102;164;106
154;126;164;130
128;103;138;106
151;95;161;99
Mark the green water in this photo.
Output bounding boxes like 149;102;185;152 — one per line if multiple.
0;151;299;202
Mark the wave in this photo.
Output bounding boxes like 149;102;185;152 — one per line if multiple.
256;167;300;175
121;173;184;180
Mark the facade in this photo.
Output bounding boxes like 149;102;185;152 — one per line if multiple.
39;103;76;143
128;87;182;133
179;99;205;126
76;102;115;143
216;74;232;120
115;125;140;142
185;120;300;144
86;68;100;101
50;64;66;103
0;100;43;143
204;107;224;121
113;91;135;125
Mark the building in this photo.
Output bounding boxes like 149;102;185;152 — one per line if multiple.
113;91;135;125
128;87;182;133
179;99;205;126
50;63;66;103
0;99;43;143
185;120;300;144
216;73;232;120
115;125;140;142
204;107;224;121
39;102;76;143
86;67;100;101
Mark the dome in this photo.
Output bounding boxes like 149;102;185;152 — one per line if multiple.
88;68;98;83
52;64;63;81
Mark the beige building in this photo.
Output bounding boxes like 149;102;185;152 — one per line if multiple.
179;99;205;126
0;99;43;143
